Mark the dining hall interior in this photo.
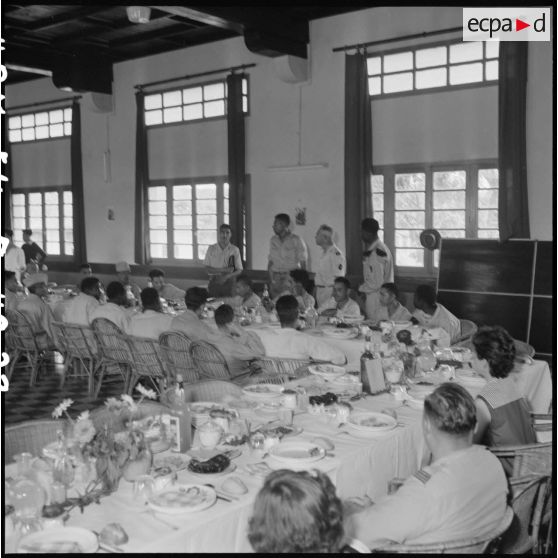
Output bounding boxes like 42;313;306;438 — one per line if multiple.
2;4;554;554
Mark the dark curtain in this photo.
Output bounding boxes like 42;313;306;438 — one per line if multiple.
498;43;530;241
226;73;246;262
344;53;372;276
3;116;13;230
134;91;149;264
71;99;87;263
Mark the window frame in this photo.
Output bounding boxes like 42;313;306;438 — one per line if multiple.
10;185;75;262
366;38;499;99
371;159;499;277
8;106;73;144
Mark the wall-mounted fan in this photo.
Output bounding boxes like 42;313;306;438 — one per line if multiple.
420;229;442;251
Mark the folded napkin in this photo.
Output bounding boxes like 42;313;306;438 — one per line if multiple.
18;540;83;553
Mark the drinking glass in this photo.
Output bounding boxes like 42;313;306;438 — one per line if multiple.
13;453;33;478
133;475;154;504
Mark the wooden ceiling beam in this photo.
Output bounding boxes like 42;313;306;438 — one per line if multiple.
9;6;111;33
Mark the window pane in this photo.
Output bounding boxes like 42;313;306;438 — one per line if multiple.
204;100;225;118
35;112;48;126
29;205;42;217
478;189;498;208
173;185;192;200
148;201;167;215
395;229;421;247
32;231;43;244
145;110;163;126
46;242;60;254
50;110;63;124
242;79;248;95
63;108;72;121
438;229;466;238
13;193;26;206
196;200;216;214
371;175;384;192
224;199;229;218
173;201;192;215
50;123;64;137
29;192;42;204
46;229;59;241
375;213;384;233
415;46;447;69
478;209;498;228
149;215;167;229
372;194;384;211
9;116;21;129
368;77;382;96
45;218;59;229
478;169;499;189
174;244;193;259
395;192;425;210
433;191;466;209
35;126;49;139
148;186;166;200
144;94;162;110
183;87;203;104
64;123;72;136
29;218;43;230
163;106;182;123
433;170;466;190
196;184;216;199
197;230;217;245
173;215;193;228
395;211;425;228
64;205;73;218
14;218;26;231
396;249;423;267
197;214;217;229
383;72;413;93
242;97;248;113
395;173;425;191
433;210;465;228
22;114;35;127
485;60;498;80
416;67;446;89
22;128;35;141
9;130;22;143
485;41;499;59
367;56;381;75
64;218;73;229
174;230;192;245
13;206;26;218
63;231;73;243
478;230;499;239
163;90;182;107
449;63;483;85
63;191;72;203
150;244;168;258
197;245;210;260
204;83;224;101
449;42;482;63
65;243;74;256
224;183;229;198
384;52;413;73
45;192;58;204
149;230;167;243
183;104;203;120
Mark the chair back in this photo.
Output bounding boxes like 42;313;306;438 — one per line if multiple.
190;341;231;380
171;380;243;403
455;319;477;343
490;442;552;477
5;309;41;352
91;318;133;364
56;322;98;359
90;401;170;432
158;331;199;383
499;474;550;554
127;335;169;390
373;506;514;554
4;419;66;465
51;322;68;354
513;339;535;359
254;356;311;376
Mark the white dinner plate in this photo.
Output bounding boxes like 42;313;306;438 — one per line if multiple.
242;384;284;399
268;441;325;466
18;527;98;554
148;484;217;514
321;328;359;340
347;412;397;433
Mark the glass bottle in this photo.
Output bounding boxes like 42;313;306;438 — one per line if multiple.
52;431;75;490
360;336;385;394
12;477;46;536
254;303;263;324
261;284;273;312
304;305;318;329
169;374;192;453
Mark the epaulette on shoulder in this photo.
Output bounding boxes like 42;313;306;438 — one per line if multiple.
413;469;431;484
335;251;341;256
376;248;387;257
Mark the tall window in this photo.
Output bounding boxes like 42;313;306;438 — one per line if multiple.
8;107;72;143
11;188;74;257
148;178;230;263
371;162;498;273
367;39;499;97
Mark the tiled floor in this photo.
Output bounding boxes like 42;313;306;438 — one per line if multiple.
2;355;126;425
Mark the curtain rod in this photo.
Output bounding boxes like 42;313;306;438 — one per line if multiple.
8;95;82;113
332;26;462;53
135;63;257;90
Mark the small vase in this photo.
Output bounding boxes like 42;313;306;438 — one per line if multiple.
122;450;153;482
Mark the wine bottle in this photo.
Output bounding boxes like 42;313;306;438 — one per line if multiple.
169;375;192;453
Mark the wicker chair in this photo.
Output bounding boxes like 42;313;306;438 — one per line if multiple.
5;309;54;386
454;319;478;344
190;341;231;381
531;412;552;443
89;401;170;432
4;419;67;465
158;331;199;384
490;442;552;477
513;339;535;359
499;474;550;554
126;335;169;395
91;318;133;397
371;506;514;554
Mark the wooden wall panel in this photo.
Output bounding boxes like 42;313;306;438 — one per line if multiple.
534;241;553;295
529;298;553;355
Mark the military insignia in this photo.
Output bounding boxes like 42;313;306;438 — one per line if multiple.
338;264;343;270
413;469;431;484
376;248;387;257
335;251;341;256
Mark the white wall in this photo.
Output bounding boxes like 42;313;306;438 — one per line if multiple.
5;6;553;269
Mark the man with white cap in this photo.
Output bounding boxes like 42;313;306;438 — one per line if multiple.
17;272;56;349
115;261;141;303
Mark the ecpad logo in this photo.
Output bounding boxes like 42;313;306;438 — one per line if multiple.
463;8;551;42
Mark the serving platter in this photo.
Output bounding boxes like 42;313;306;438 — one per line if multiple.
321;328;359;340
242;384;284;399
148;484;216;514
347;412;397;433
18;527;98;554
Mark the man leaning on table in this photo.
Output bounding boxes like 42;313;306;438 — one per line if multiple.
127;288;174;340
62;276;102;326
344;383;507;550
148;268;185;303
318;277;362;320
358;218;394;322
314;224;346;307
256;295;346;365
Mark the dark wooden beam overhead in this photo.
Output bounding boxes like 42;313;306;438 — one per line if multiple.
154;6;245;33
8;6;110;32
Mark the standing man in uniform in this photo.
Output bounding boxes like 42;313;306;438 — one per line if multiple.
4;230;27;281
267;213;307;298
22;229;47;269
314;224;346;308
358;218;393;322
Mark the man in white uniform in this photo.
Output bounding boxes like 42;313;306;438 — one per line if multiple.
90;281;132;332
358;218;394;322
204;224;243;297
314;224;346;307
345;383;507;550
115;261;142;303
4;271;24;311
4;230;26;281
63;276;102;326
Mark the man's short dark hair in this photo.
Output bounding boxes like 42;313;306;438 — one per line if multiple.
141;287;160;309
381;282;399;298
361;218;379;234
148;268;165;280
415;284;437;307
472;325;516;379
185;287;209;311
80;263;92;270
80;276;100;293
219;224;232;233
290;269;310;288
275;295;299;326
334;276;351;290
106;281;126;300
424;383;477;435
5;270;16;281
274;213;291;226
23;229;33;236
236;274;253;289
215;304;234;327
5;229;13;238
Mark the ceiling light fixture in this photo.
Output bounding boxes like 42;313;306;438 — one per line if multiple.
126;6;151;24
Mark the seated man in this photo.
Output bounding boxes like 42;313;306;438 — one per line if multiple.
411;284;460;344
345;383;507;550
80;263;93;276
4;270;25;311
256;295;346;365
63;276;102;326
17;273;56;349
148;268;185;303
170;287;221;344
290;269;315;312
90;281;132;332
318;277;362;320
220;274;261;310
127;287;173;340
214;304;265;380
115;261;142;303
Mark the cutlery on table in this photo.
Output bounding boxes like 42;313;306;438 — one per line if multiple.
204;483;237;502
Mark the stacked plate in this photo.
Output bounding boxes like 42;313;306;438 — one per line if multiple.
345;412;397;438
242;384;284;400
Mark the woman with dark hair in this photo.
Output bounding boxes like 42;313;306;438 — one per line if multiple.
248;469;344;553
472;326;536;452
376;282;412;323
